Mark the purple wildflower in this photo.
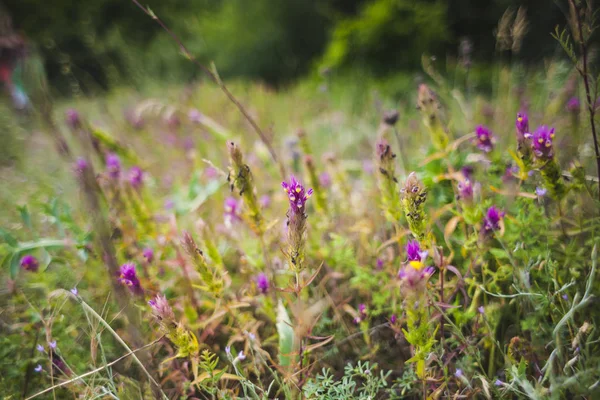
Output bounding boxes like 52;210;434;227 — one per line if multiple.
34;364;42;373
461;165;474;181
105;153;121;179
475;125;495;153
224;197;241;225
225;345;231;355
128;166;144;188
319;172;332;188
455;369;463;378
142;247;154;263
74;158;88;174
188;109;202;123
36;344;44;353
562;294;568;300
49;340;57;349
148;294;175;321
515;112;529;141
502;165;520;183
529;125;555;161
390;314;397;324
204;166;218;180
20;255;39;272
398;261;435;293
376;258;384;270
256;273;269;294
494;379;503;386
457;179;474;202
65;108;80;129
236;351;246;361
406;240;427;262
566;97;580;113
118;263;143;295
535;187;547;197
483;206;504;233
282;176;313;215
70;287;78;296
478;306;485;314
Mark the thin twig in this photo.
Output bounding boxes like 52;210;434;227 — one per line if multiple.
25;335;165;400
129;0;285;179
569;0;600;200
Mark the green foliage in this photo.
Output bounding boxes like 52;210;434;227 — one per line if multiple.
303;362;391;399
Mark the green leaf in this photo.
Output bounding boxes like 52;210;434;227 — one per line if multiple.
9;252;21;279
17;205;32;230
489;248;509;260
0;228;18;247
277;300;295;367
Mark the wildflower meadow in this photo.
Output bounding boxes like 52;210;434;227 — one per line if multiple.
2;1;600;399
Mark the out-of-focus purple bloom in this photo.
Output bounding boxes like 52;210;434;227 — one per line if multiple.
354;304;368;324
562;294;568;300
74;158;88;175
406;240;427;262
478;306;485;314
494;379;503;386
224;197;241;225
256;273;269;294
148;294;175;321
128;166;144;188
455;369;463;378
70;287;78;296
363;159;374;174
118;263;143;295
515;112;529;142
188;109;202;123
566;97;580;113
34;364;42;373
183;136;195;151
105;153;121;179
502;165;520;183
390;314;397;324
483;206;504;233
49;340;57;349
461;165;474;181
457;179;474;202
65;108;80;129
282;176;313;215
142;247;154;263
529;126;555;161
398;261;435;293
358;304;367;315
248;332;256;341
20;255;39;272
225;345;231;355
475;125;495;153
36;344;44;353
535;187;547;197
319;172;332;188
376;258;384;270
164;199;174;210
260;194;271;209
236;351;246;361
204;166;218;180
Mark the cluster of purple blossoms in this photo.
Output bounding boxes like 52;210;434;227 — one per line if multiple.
354;303;368;324
398;241;434;292
528;125;555;161
105;153;121;179
515;112;529;141
405;240;428;262
483;206;504;234
74;158;88;175
118;263;143;295
457;179;475;202
20;255;39;272
255;273;269;294
65;108;81;129
224;197;241;225
128;166;144;188
148;294;175;321
142;247;154;263
475;125;495;153
282;176;313;215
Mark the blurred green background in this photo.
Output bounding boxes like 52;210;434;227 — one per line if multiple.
1;0;579;96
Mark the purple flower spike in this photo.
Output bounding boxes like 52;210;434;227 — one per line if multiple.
406;240;423;262
281;176;313;215
457;179;474;202
358;303;367;315
20;255;39;272
105;153;121;179
566;97;580;113
515;112;529;141
530;126;555;161
483;206;504;233
142;247;154;263
65;108;81;129
224;197;241;224
475;125;495;153
148;294;175;321
256;273;269;294
118;263;143;295
128;166;144;188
